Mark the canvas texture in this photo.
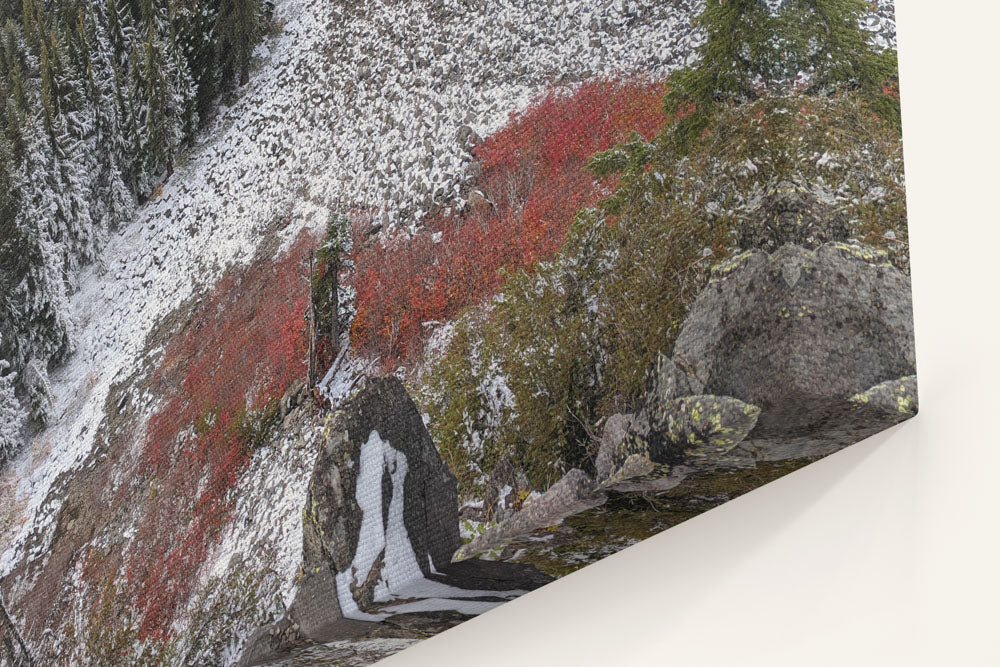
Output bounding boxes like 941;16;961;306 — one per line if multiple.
0;0;912;665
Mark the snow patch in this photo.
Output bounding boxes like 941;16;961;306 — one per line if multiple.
335;430;524;621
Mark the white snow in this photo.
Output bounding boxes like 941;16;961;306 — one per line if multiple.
1;0;714;575
0;0;901;652
335;430;524;622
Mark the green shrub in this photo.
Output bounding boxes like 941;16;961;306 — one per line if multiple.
417;91;906;497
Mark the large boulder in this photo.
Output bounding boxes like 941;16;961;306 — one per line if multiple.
241;377;551;665
457;233;919;558
303;376;460;594
674;242;915;439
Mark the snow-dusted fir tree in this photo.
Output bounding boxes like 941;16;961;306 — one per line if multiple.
3;112;77;379
39;36;100;282
0;134;20;363
21;358;53;427
0;352;27;461
216;0;264;86
133;20;192;187
172;0;222;122
166;3;200;138
83;8;136;231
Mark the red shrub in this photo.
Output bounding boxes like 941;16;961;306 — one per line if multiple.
350;76;668;365
126;232;314;641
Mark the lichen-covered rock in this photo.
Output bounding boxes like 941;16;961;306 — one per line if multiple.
651;395;761;457
738;178;849;252
850;375;919;417
598;395;760;494
674;241;916;442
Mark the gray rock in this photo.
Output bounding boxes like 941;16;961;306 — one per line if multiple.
674;241;916;441
242;378;459;663
738;178;849;252
463;160;483;181
597;395;760;494
595;412;646;481
304;376;460;583
850;375;918;417
454;469;605;560
242;378;551;665
466;189;488;208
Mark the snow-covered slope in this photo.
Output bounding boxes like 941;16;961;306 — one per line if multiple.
0;0;715;579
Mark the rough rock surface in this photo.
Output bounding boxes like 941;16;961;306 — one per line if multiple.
851;375;919;417
458;190;917;558
674;241;915;438
737;178;850;252
304;376;460;584
242;377;551;665
455;469;607;561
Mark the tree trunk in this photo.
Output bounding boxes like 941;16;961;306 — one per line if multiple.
307;251;317;387
327;251;340;358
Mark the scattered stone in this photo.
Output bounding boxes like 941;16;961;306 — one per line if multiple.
850;375;918;417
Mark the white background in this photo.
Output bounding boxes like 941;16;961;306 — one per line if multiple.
382;1;1000;664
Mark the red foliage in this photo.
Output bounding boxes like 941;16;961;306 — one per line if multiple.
881;81;900;100
350;76;668;365
126;232;313;641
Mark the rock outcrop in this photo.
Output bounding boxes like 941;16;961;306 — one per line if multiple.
302;376;460;596
455;180;917;560
675;241;915;439
241;377;551;665
737;178;849;252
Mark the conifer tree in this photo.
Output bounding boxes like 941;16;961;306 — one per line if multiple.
664;0;899;147
39;31;100;279
4;110;77;376
216;0;262;87
83;7;135;230
172;0;219;125
312;213;351;365
0;351;26;461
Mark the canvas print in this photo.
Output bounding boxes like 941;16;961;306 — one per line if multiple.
0;0;914;664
